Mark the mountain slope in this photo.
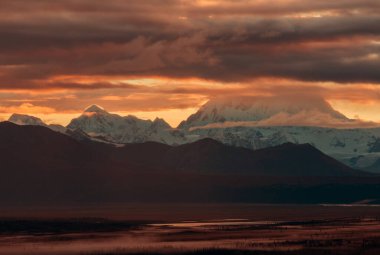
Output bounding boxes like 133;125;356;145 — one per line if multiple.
0;122;377;205
187;125;380;171
0;121;115;172
160;139;360;176
0;122;364;176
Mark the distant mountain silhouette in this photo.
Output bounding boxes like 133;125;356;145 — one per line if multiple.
0;121;378;205
158;139;358;176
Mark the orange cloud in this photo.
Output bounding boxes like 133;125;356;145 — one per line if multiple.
1;77;380;127
0;0;379;127
0;103;56;115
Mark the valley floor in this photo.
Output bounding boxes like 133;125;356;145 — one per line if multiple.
1;205;380;255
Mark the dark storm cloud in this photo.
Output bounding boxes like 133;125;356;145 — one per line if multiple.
0;0;380;89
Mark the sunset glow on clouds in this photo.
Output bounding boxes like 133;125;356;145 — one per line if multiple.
0;0;380;127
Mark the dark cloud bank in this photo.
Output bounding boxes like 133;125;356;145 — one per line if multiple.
0;0;379;90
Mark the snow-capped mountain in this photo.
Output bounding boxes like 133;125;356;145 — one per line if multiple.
67;105;185;144
187;125;380;170
8;113;66;133
9;113;46;126
172;96;380;172
178;96;349;129
5;99;380;173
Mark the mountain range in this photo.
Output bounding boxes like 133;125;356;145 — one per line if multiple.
1;121;379;205
0;121;358;176
6;97;380;173
67;105;182;144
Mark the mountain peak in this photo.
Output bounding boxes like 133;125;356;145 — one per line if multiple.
8;113;46;126
152;117;171;129
179;95;349;129
84;104;107;114
68;106;180;144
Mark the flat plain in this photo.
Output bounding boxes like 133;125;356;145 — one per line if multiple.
1;205;380;255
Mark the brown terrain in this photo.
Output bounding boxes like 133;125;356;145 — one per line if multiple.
1;205;380;254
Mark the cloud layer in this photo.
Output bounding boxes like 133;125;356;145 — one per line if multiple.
190;111;380;130
0;1;380;125
0;0;380;89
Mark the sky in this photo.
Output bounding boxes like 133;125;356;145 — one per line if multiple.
0;0;380;127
